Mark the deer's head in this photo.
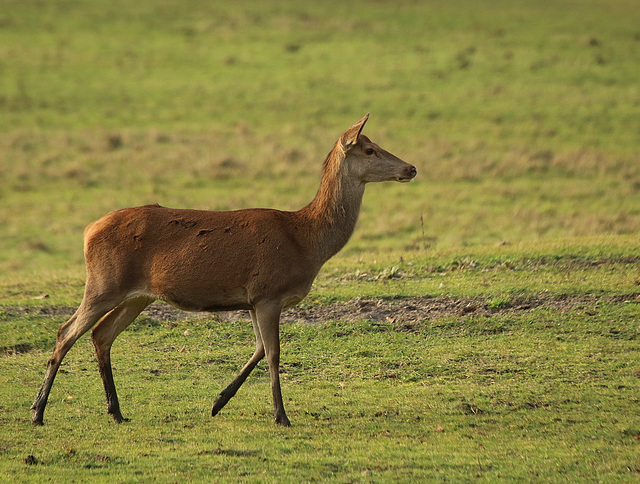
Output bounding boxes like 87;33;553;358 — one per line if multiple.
339;114;417;184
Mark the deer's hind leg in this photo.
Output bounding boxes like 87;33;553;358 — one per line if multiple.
31;291;124;425
91;296;154;423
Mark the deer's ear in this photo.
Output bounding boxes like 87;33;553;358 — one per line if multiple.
340;114;369;151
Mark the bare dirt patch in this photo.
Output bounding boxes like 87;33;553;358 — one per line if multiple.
4;293;638;328
280;293;639;324
10;293;638;324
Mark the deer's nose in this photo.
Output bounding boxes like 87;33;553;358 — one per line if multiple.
407;165;417;178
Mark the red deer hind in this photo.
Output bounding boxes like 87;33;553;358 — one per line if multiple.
31;114;417;426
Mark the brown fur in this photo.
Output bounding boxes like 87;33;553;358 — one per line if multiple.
31;115;417;426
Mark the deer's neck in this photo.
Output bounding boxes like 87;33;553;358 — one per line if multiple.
298;157;365;265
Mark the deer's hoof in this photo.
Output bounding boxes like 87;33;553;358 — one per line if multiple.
110;413;129;424
275;414;291;427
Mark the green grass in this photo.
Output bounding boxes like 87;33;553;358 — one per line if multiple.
1;281;639;481
1;0;640;282
1;0;640;481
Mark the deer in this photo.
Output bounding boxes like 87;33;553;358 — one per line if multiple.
31;114;417;427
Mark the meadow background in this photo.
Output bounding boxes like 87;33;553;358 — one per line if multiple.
1;0;639;481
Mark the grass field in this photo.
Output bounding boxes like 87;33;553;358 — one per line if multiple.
1;0;639;481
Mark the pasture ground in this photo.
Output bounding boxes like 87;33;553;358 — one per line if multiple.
1;0;639;481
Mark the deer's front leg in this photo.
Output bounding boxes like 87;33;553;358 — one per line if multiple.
254;302;290;427
211;310;265;417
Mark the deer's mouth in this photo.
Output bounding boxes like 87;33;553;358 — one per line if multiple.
395;165;417;182
396;167;417;182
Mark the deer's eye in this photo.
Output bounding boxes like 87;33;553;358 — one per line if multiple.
365;148;375;155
